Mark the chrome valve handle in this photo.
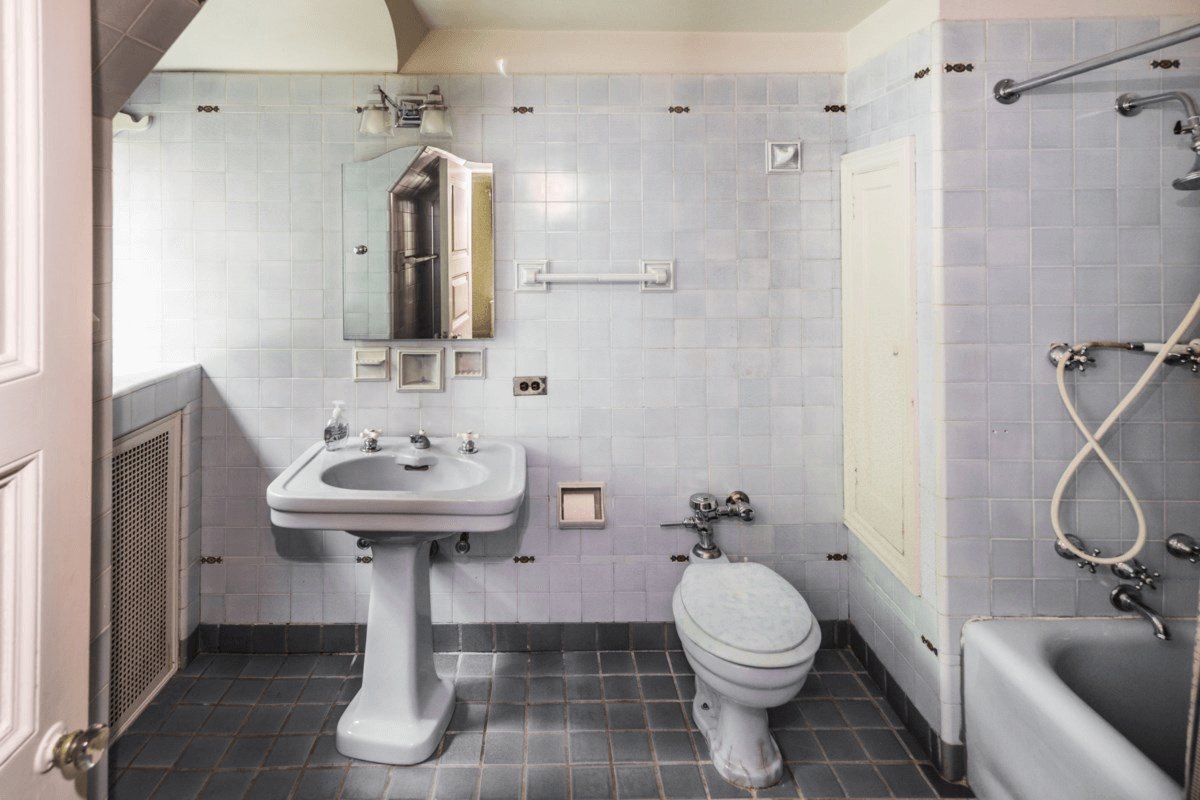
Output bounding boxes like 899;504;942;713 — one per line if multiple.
1055;533;1100;574
1167;533;1200;563
1110;558;1160;590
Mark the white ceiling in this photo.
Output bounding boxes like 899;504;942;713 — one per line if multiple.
412;0;891;33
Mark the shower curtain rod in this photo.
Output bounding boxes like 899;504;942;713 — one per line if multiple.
993;22;1200;104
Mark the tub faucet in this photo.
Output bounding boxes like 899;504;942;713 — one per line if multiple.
1110;585;1170;640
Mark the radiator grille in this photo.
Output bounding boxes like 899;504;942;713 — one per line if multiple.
111;413;180;736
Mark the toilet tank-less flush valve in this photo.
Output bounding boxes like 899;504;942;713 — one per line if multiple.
660;491;756;560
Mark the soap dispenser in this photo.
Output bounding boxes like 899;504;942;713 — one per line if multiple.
324;401;348;450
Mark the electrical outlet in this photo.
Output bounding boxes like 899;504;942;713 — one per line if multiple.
513;376;547;396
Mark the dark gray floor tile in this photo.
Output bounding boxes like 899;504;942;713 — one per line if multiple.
610;730;652;762
434;653;458;678
768;702;804;729
196;769;254;800
659;764;705;799
312;655;355;676
339;677;363;703
651;731;696;763
564;651;600;674
567;675;603;701
615;764;660;799
292;767;345;800
800;699;849;728
160;706;212;733
633;651;671;674
569;731;611;763
284;704;332;734
754;768;803;798
817;729;868;762
238;655;284;679
838;699;888;728
674;675;696;699
219;736;273;769
527;703;566;731
600;651;636;673
455;677;491;701
489;677;527;703
182;678;232;704
877;763;937;797
246;768;299;800
385;766;435;799
265;734;316;767
147;771;207;800
603;675;640;700
639;675;678;700
527;732;567;764
776;730;824;762
822;673;868;699
646;702;686;730
201;706;250;734
457;653;494;677
529;676;565;703
111;733;150;768
205;655;251;678
606;703;646;730
526;766;568;800
529;653;564;676
220;679;267;706
177;736;233;769
857;728;910;760
307;734;352;767
799;674;831;698
300;677;344;704
261;678;305;705
666;651;692;674
276;654;319;678
440;732;484;764
242;706;289;735
703;764;752;797
832;763;889;797
813;651;851;673
493;652;529;676
110;769;165;800
572;765;615;800
477;765;522;800
180;655;213;677
485;703;524;731
432;766;479;800
691;728;711;760
340;765;391;799
482;731;523;764
127;705;171;734
449;703;487;732
791;763;846;798
131;735;189;768
568;703;607;730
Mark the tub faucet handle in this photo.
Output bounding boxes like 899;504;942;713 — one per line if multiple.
1110;558;1159;590
1054;533;1100;574
1167;533;1200;563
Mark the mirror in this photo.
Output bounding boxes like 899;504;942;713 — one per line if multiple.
342;146;494;340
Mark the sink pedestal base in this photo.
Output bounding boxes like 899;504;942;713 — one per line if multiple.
336;538;453;764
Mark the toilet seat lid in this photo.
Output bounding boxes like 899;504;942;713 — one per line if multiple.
677;562;814;656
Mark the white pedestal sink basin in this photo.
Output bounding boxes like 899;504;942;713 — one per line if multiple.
266;436;526;764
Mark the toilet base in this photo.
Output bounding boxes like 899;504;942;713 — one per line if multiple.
692;676;783;789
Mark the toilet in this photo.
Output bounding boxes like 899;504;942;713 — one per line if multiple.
672;556;821;789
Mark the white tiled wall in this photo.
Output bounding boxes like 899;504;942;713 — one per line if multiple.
114;71;851;627
846;16;1200;744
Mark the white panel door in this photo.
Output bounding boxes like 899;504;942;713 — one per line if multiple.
0;0;94;796
440;159;472;339
840;139;921;594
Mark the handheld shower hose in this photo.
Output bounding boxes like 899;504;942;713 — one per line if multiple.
1052;290;1200;565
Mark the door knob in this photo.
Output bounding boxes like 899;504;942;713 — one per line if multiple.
35;722;109;777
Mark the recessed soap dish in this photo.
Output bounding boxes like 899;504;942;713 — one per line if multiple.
558;482;606;529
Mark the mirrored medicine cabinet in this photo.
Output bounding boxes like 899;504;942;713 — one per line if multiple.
342;146;494;341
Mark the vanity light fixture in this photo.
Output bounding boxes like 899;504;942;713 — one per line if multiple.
356;84;452;139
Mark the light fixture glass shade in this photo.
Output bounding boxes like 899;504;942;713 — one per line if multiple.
358;105;394;136
419;107;452;138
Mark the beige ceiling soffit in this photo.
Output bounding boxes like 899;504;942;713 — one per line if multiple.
385;0;430;73
846;0;938;71
155;0;397;72
940;0;1200;19
402;30;846;74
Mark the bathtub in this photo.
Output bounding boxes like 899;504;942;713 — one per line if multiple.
963;617;1193;800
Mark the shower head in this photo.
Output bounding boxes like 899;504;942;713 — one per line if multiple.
1174;152;1200;191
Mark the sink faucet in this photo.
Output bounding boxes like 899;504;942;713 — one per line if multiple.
409;430;430;450
1110;585;1170;640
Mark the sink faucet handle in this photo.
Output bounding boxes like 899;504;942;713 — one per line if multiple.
458;431;478;454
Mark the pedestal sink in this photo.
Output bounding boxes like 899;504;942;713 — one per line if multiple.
266;436;526;764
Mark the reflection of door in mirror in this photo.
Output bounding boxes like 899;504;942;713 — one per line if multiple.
441;159;471;339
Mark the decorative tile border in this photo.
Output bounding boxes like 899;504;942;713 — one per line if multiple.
848;622;966;782
195;620;850;656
